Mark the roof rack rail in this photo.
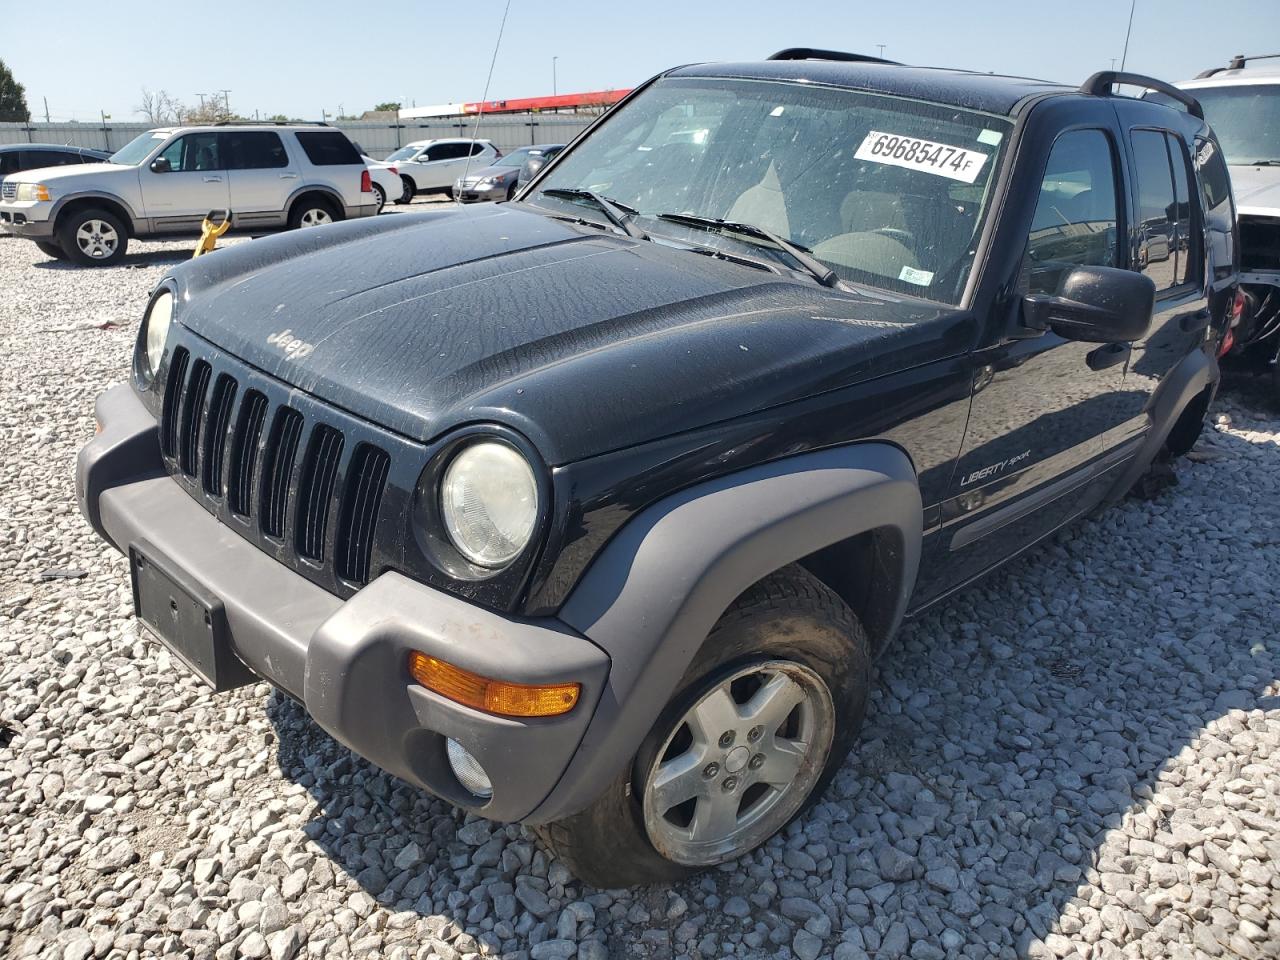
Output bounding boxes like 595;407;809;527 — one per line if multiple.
1195;52;1280;78
767;48;901;65
209;119;331;126
1079;70;1204;120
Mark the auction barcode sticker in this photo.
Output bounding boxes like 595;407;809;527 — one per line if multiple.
854;130;990;183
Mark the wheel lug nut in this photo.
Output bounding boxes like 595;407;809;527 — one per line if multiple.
702;762;719;779
722;776;738;791
749;753;765;769
747;725;764;743
718;731;735;748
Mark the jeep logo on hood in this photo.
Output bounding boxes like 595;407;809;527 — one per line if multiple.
266;329;314;360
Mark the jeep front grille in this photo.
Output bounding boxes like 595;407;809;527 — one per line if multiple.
158;339;399;593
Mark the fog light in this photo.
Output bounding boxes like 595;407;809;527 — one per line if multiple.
446;738;493;798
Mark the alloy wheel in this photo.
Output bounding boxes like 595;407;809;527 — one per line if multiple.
75;219;119;259
642;660;834;866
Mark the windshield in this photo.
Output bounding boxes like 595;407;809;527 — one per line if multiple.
386;145;422;162
1183;84;1280;165
110;131;169;166
493;147;534;167
532;76;1012;303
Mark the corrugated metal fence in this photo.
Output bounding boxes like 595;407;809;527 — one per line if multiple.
0;114;596;159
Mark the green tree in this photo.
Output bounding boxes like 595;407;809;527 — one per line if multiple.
0;59;31;122
373;101;402;113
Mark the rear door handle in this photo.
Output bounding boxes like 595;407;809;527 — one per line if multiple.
203;176;222;183
279;173;298;180
1087;342;1131;371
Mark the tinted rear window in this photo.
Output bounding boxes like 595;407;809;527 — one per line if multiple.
294;131;361;166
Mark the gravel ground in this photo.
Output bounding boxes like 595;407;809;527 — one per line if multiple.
1;222;1278;960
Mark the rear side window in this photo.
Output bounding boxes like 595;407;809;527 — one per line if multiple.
294;131;361;166
0;152;16;175
1194;137;1232;213
1130;129;1198;292
223;131;289;170
469;142;488;157
1023;129;1120;296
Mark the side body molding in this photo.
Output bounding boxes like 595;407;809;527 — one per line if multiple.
528;441;923;823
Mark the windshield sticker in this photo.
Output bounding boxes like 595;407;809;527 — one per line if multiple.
898;265;935;286
977;128;1004;146
854;131;990;183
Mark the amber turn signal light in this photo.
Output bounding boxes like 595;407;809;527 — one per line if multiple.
408;652;580;718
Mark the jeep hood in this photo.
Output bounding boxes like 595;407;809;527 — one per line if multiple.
171;205;973;464
1231;165;1280;216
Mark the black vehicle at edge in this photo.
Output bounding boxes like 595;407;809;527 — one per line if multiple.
77;50;1238;886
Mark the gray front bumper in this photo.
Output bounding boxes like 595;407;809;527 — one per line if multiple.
0;211;56;239
76;385;610;822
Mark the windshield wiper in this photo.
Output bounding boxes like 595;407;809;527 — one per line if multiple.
540;188;649;239
655;213;838;287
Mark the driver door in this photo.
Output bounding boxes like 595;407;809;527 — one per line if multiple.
141;132;231;233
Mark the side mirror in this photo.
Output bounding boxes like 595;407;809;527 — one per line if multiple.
150;157;171;174
1022;265;1155;343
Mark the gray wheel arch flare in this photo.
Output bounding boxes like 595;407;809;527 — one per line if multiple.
527;441;923;824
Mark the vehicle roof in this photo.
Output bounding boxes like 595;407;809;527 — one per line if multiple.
147;124;343;135
404;137;494;147
1177;65;1280;89
0;142;105;153
668;60;1071;115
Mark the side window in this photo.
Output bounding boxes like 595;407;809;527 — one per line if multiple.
294;131;362;166
24;150;78;168
1166;134;1197;287
0;152;16;175
158;133;222;172
223;132;289;170
1023;129;1120;296
426;142;467;162
1130;130;1178;293
1193;138;1232;213
469;142;487;157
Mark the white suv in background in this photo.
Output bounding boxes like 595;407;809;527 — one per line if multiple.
0;124;377;266
384;138;500;199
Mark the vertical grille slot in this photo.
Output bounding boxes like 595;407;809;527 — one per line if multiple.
260;407;304;539
335;444;391;585
201;374;238;497
295;425;345;562
160;346;190;459
228;390;268;517
178;360;212;477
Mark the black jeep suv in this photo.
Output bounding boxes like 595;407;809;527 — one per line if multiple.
77;50;1238;886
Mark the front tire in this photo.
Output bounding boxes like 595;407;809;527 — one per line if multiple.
58;208;128;266
35;240;67;260
536;565;870;887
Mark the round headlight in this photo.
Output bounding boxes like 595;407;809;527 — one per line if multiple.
440;441;538;567
141;290;173;382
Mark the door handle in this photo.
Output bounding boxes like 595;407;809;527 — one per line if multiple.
1086;342;1130;371
279;173;298;180
203;176;222;183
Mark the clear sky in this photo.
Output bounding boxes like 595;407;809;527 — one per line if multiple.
2;0;1277;122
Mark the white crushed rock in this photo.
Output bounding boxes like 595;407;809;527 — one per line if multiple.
0;227;1277;960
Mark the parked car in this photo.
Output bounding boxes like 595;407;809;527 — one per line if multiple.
0;124;376;266
515;143;565;188
0;143;111;180
384;138;500;200
1161;55;1280;390
360;155;401;213
454;144;564;203
77;52;1236;887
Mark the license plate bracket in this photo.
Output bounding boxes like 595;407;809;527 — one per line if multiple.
129;540;254;692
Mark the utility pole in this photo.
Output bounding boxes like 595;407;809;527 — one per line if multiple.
876;43;886;59
43;97;50;123
1111;57;1118;71
553;56;559;97
99;111;111;150
220;89;232;117
321;109;329;123
195;93;208;110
